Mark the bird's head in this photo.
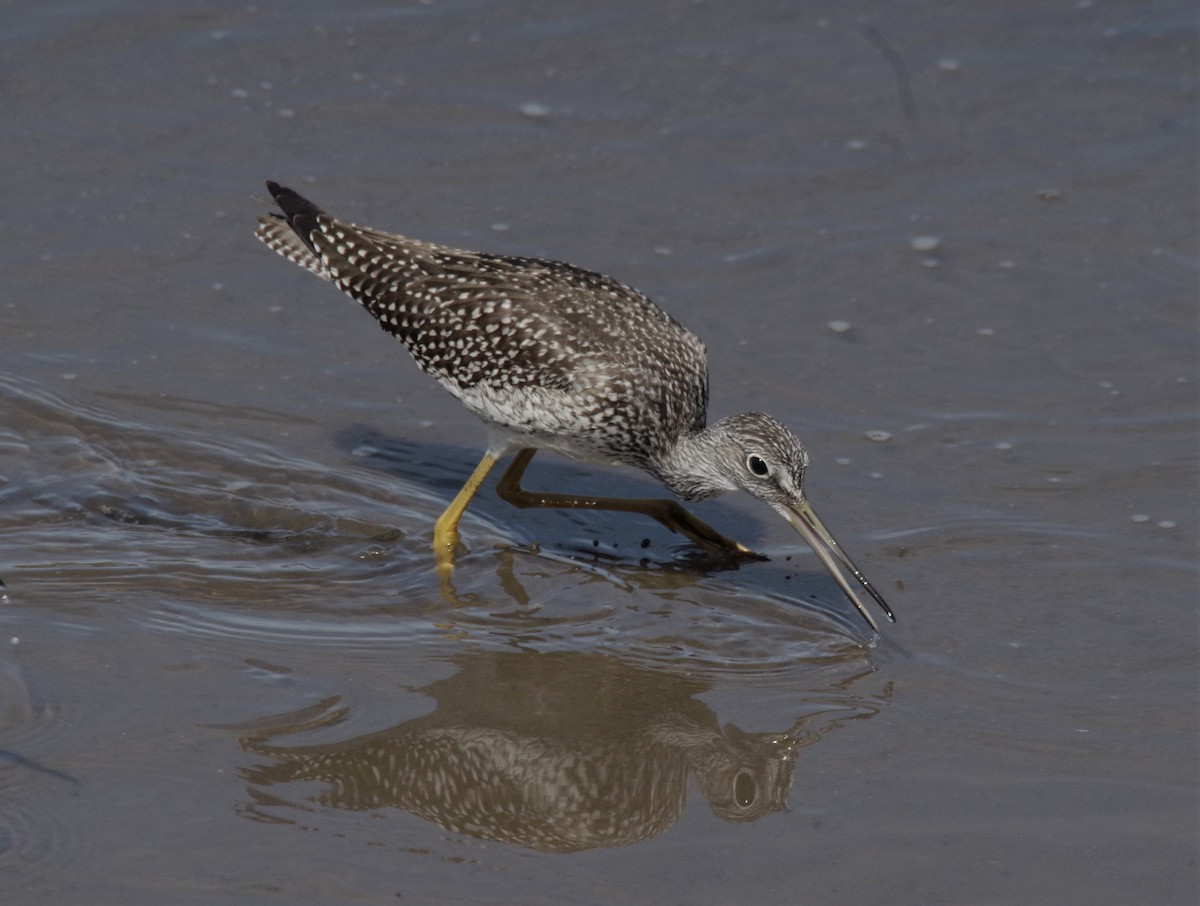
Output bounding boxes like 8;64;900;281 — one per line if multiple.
699;412;895;632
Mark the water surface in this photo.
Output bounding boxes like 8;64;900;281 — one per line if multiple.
1;2;1195;904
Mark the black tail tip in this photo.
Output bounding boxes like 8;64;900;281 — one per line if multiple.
264;180;322;220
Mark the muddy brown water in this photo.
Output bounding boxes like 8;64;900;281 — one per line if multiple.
1;2;1195;904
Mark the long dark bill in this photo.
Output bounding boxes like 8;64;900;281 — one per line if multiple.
781;500;896;633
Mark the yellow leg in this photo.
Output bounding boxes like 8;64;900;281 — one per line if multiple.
495;448;763;560
433;452;498;574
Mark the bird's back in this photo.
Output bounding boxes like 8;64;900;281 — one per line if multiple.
257;186;710;468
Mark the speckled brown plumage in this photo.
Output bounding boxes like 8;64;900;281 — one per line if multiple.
255;180;895;631
256;182;707;478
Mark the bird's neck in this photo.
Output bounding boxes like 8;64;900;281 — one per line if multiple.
652;418;742;502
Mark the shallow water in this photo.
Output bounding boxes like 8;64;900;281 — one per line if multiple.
1;1;1196;904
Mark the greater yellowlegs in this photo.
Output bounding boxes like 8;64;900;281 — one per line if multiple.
256;181;895;631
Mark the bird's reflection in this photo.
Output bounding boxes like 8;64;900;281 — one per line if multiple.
233;651;888;853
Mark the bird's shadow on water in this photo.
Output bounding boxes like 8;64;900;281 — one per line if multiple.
333;425;880;636
336;424;771;569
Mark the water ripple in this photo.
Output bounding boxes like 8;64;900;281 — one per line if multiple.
0;653;84;881
1;372;876;670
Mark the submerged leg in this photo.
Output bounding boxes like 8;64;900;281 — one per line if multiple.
495;448;764;560
433;451;499;570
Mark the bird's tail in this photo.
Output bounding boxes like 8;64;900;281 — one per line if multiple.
254;181;335;281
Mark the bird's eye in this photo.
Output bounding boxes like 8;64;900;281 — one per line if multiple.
747;454;770;477
733;768;758;808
